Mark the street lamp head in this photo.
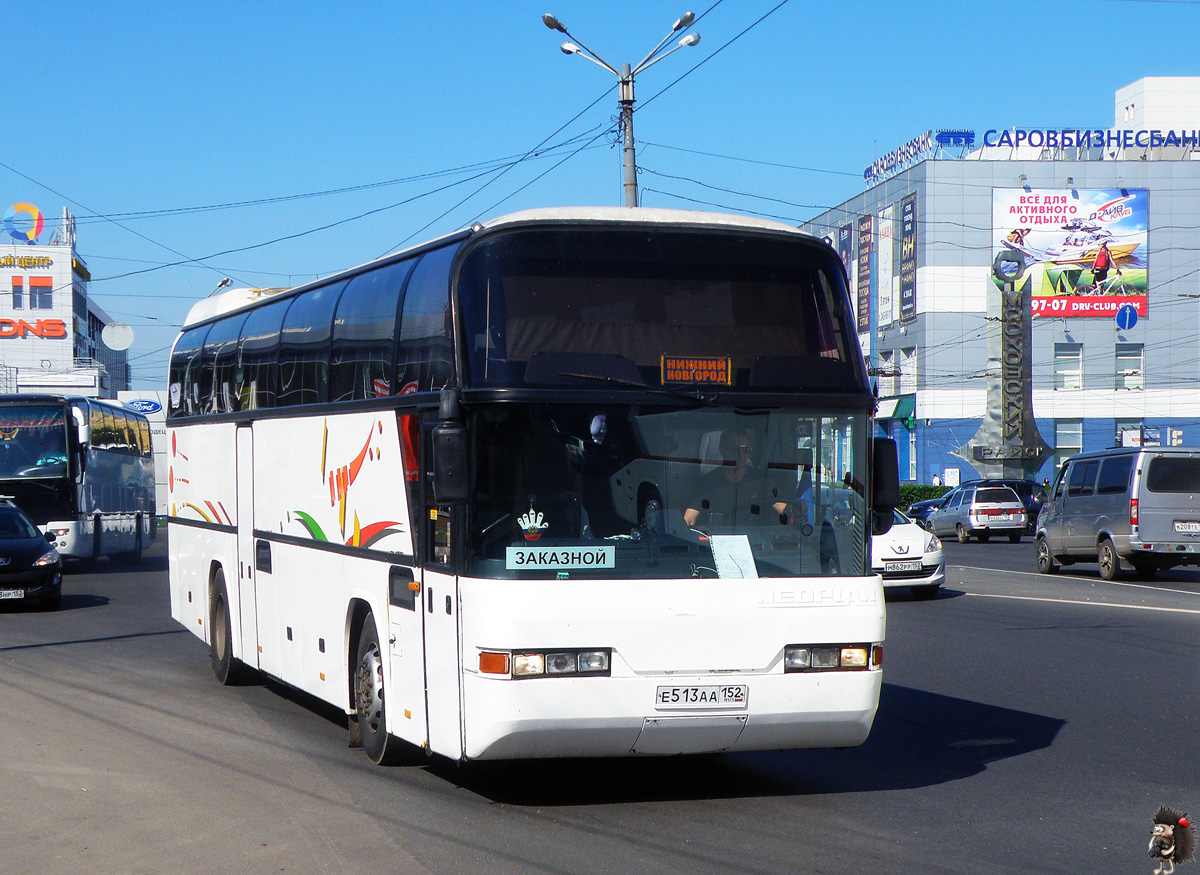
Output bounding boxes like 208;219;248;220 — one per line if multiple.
679;33;701;47
673;11;695;31
560;41;580;55
542;13;568;32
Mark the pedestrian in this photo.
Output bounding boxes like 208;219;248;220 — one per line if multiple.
931;473;942;487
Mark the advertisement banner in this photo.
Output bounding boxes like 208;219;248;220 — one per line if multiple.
899;195;917;323
992;188;1148;318
876;206;896;329
856;215;873;334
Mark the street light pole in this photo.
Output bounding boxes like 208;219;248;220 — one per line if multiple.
543;12;701;208
619;64;636;207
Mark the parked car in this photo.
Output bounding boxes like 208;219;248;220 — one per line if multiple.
928;484;1026;543
960;478;1046;532
872;508;944;598
1036;446;1200;580
0;500;63;610
906;496;948;530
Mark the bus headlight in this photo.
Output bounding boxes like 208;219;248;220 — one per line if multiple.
480;648;611;678
784;643;880;672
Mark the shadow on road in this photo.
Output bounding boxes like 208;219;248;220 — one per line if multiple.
431;683;1064;806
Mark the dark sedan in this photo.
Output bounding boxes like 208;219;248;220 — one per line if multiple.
0;502;63;610
907;495;948;530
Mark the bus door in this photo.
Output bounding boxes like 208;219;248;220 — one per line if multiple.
235;426;268;676
421;424;464;759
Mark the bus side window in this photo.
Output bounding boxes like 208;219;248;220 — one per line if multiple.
277;280;348;407
167;325;210;418
137;418;152;456
208;313;247;414
237;298;289;410
331;259;412;402
398;245;459;393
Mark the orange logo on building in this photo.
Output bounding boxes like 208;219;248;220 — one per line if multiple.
0;318;67;338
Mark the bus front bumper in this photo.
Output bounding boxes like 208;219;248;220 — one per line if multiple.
460;669;882;760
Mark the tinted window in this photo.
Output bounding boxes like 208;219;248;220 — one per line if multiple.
205;313;248;414
1096;455;1133;495
330;260;413;402
0;508;40;539
168;325;211;417
457;228;860;390
1145;456;1200;493
237;298;290;410
976;487;1018;503
1068;460;1099;496
397;247;457;393
277;281;348;406
136;417;152;456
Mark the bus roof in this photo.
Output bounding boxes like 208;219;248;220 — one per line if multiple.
182;208;814;328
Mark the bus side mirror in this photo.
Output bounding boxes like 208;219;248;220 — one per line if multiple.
872;436;900;535
73;422;89;474
432;422;470;505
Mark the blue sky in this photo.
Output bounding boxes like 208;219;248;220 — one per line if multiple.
5;0;1198;388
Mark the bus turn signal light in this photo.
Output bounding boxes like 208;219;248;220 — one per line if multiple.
479;651;510;675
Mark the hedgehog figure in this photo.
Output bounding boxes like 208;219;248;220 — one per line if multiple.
1150;806;1196;874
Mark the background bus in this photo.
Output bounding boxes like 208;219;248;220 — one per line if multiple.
0;394;156;562
166;207;898;765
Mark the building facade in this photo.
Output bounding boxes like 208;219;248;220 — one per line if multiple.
804;77;1200;486
0;206;130;398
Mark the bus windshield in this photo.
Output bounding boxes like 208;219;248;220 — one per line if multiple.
468;403;867;580
0;406;69;479
458;227;863;392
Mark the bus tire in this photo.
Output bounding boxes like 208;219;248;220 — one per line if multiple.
210;570;251;685
354;615;403;766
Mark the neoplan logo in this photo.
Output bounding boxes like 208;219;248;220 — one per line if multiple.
0;318;67;339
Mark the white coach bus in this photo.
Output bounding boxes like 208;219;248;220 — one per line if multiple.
166;207;899;765
0;394;156;561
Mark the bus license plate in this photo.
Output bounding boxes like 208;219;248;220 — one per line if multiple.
884;560;923;573
1174;520;1200;534
655;684;748;711
0;589;24;599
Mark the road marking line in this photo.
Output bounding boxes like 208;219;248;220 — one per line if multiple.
950;565;1200;598
963;592;1200;615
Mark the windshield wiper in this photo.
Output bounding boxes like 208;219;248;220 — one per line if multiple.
558;372;718;405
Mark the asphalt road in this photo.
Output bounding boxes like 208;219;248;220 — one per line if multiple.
2;534;1196;875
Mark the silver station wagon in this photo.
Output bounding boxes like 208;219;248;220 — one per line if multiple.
927;484;1026;543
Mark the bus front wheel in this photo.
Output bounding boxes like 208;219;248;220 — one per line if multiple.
354;615;403;765
210;570;251;685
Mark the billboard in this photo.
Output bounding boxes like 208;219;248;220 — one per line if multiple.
856;215;873;334
993;188;1148;318
877;206;896;329
899;194;917;323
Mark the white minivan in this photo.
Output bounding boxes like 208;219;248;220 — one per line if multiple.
1036;446;1200;579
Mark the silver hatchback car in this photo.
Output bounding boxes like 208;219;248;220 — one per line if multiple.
928;484;1026;543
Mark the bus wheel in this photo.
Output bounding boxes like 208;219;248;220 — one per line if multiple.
354;616;403;765
210;570;250;685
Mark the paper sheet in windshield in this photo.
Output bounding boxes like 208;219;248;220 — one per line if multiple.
709;535;758;578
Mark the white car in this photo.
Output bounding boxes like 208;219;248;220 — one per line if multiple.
872;509;944;599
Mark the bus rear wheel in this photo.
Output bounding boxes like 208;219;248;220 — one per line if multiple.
354;615;404;765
